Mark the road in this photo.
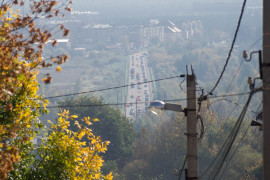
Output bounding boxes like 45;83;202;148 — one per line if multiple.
125;51;153;120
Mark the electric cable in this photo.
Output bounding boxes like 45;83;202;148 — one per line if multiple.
178;155;187;180
208;98;258;114
207;0;247;96
198;85;249;177
44;74;184;99
199;89;259;179
219;124;250;180
207;89;257;180
199;77;261;169
246;37;262;51
214;59;244;114
44;91;258;109
197;114;205;140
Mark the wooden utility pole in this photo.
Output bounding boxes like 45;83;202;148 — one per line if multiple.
263;1;270;179
186;73;198;180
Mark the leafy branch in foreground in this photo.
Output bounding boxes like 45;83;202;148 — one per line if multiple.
0;0;72;178
28;109;113;180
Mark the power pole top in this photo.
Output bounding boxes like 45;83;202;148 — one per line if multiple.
186;73;198;180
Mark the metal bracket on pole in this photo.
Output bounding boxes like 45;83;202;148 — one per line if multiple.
184;133;198;137
183;108;196;117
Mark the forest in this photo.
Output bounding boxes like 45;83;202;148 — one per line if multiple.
0;0;263;179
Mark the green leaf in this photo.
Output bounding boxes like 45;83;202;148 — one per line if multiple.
17;74;25;81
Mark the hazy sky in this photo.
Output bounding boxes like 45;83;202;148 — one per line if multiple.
71;0;261;18
72;0;194;17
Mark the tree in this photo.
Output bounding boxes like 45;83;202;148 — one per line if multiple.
57;96;135;171
23;109;112;180
122;114;186;180
0;0;118;179
0;0;72;178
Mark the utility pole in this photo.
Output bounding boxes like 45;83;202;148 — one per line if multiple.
263;1;270;179
136;97;138;121
186;72;198;180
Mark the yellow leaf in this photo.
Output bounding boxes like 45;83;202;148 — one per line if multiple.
56;66;61;72
95;173;101;179
78;131;85;140
91;138;96;144
71;115;78;118
93;118;99;122
86;120;91;126
81;141;86;146
104;172;113;180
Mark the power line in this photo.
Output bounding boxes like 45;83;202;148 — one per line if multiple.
198;85;250;172
214;59;245;113
44;74;184;99
208;0;247;95
219;124;251;180
199;89;259;179
178;155;187;180
44;91;256;109
209;97;258;114
207;90;256;180
246;36;262;51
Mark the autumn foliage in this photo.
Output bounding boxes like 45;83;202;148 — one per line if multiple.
23;110;112;180
0;0;112;179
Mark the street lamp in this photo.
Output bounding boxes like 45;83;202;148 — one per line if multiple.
148;73;198;179
148;100;184;115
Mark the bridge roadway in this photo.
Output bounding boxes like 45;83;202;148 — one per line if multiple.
125;51;153;120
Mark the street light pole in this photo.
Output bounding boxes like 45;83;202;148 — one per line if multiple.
186;73;198;180
148;73;198;179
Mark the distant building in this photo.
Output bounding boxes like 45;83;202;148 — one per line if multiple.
182;20;203;40
140;26;164;48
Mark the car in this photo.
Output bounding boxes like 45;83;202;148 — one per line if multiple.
130;95;134;98
129;109;135;115
145;107;148;112
145;97;149;101
130;82;135;88
144;90;147;94
144;84;148;87
137;108;142;115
